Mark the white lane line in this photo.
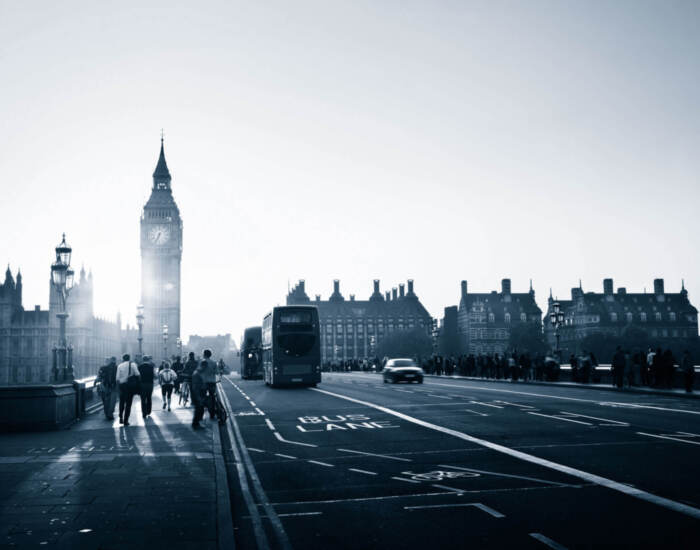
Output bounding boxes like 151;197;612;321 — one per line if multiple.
470;401;503;409
255;408;266;416
247;448;266;453
308;460;334;467
494;400;536;409
337;448;412;462
271;491;471;507
463;409;489;417
394;389;414;393
438;465;570;487
427;394;452;400
348;468;378;476
275;453;297;459
527;412;592;425
274;432;318;447
530;532;569;550
431;483;465;493
265;419;276;431
277;512;323;518
675;432;700;437
392;476;421;484
311;387;700;520
559;412;629;426
599;403;700;416
637;432;700;446
405;503;505;518
250;401;257;407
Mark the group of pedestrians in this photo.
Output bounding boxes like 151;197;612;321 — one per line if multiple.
611;347;695;392
95;348;224;429
422;352;561;382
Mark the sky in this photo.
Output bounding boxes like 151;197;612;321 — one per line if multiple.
1;0;699;340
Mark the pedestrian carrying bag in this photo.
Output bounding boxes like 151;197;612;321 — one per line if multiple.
126;363;140;393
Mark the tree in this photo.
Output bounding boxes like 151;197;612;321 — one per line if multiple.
508;322;547;355
377;328;432;360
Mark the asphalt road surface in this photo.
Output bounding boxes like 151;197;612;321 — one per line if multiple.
218;372;700;549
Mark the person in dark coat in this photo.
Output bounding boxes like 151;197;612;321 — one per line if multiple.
97;356;118;420
138;355;156;419
681;350;694;393
191;367;206;429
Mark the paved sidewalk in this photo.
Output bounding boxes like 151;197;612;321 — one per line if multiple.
0;389;232;549
423;373;700;399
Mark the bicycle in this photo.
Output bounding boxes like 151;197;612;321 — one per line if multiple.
179;378;191;406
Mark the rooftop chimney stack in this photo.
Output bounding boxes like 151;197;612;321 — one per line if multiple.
399;284;405;298
373;279;380;293
392;288;398;301
385;291;390;301
603;278;613;295
334;280;340;294
299;280;305;292
501;278;511;295
654;279;664;295
407;279;414;295
461;280;467;299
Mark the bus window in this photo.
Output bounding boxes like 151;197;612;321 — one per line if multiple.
278;334;315;357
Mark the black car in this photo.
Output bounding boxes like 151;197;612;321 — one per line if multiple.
383;358;424;384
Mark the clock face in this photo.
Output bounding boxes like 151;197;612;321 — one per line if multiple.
148;225;171;245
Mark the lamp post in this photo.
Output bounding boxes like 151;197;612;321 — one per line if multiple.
51;234;75;382
176;336;182;358
136;304;144;362
549;301;565;361
162;324;169;361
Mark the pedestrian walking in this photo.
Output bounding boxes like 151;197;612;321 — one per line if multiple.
172;356;184;393
116;354;140;426
158;362;177;410
96;356;118;420
138;355;156;419
199;349;218;419
612;346;625;389
681;350;694;393
191;365;206;429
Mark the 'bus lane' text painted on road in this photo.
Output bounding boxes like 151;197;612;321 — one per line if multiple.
296;414;400;432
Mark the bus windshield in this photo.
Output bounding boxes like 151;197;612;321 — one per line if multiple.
279;311;313;324
278;333;316;357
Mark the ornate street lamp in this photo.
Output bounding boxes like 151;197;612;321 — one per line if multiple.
162;324;169;361
136;304;145;361
176;336;182;358
549;301;565;360
50;234;75;382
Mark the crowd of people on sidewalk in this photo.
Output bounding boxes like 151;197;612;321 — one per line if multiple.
610;347;695;392
95;349;228;429
420;352;562;382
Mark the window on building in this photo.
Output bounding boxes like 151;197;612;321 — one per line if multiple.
626;312;633;322
611;312;618;322
488;313;494;323
520;313;526;322
655;312;661;322
504;313;511;323
640;312;647;322
669;312;676;322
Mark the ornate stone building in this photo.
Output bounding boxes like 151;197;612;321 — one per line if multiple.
286;279;433;363
457;279;542;355
140;138;183;359
0;265;126;385
543;278;699;356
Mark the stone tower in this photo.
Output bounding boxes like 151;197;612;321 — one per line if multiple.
140;137;183;359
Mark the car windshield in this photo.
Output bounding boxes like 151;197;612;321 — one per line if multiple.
278;334;315;357
390;360;416;367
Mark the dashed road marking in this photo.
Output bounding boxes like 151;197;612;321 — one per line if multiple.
348;468;378;476
431;483;464;494
392;476;421;484
527;412;592;425
427;394;452;399
274;432;318;447
337;448;411;462
307;460;334;467
637;432;700;446
265;419;276;431
530;532;569;549
311;386;700;520
247;448;265;453
405;502;505;518
275;453;297;459
278;512;322;518
558;412;629;426
470;401;503;409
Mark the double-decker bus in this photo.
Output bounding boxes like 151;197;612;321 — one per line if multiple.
262;306;321;387
239;326;263;380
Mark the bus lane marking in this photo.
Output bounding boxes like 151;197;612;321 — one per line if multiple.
337;448;412;462
296;414;399;433
311;386;700;520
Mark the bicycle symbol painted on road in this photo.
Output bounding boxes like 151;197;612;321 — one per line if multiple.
401;470;481;482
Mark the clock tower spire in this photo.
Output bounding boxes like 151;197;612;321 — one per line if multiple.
140;135;183;360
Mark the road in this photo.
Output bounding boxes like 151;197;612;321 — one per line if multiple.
218;372;700;549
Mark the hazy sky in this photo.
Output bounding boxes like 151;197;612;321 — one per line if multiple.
1;1;699;340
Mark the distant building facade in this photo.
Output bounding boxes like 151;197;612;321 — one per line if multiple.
543;278;699;355
0;265;127;386
457;279;542;355
185;333;237;363
286;279;433;363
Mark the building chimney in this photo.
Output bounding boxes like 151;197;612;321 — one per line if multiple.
617;288;626;295
34;305;40;312
461;280;467;299
392;288;398;300
407;279;414;295
334;280;340;294
501;279;511;295
350;294;355;301
654;279;664;295
603;278;613;295
385;291;390;301
373;279;380;294
299;280;305;292
315;294;320;301
399;284;405;298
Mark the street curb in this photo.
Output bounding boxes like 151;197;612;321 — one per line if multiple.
213;421;236;550
423;374;700;400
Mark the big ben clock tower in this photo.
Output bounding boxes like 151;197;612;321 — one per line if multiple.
140;137;182;359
